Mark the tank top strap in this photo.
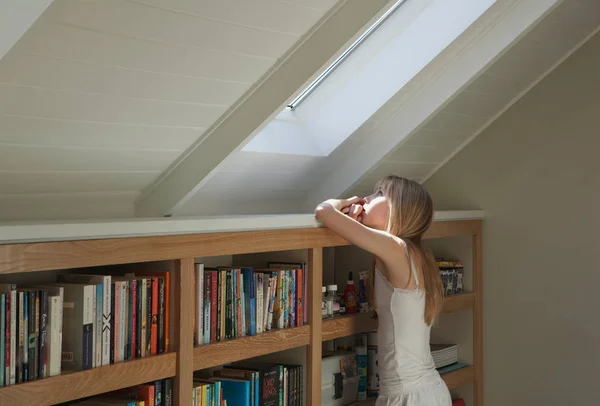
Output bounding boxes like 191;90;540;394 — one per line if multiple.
399;238;420;289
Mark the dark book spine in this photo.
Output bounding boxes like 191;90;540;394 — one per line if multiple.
82;323;93;370
110;283;115;364
136;280;143;359
27;291;36;381
154;379;163;406
146;279;152;356
261;368;280;406
165;378;173;406
38;290;48;379
158;277;165;354
226;271;232;339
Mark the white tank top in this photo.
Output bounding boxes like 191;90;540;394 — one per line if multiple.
374;242;437;396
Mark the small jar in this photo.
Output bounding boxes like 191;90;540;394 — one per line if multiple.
327;285;340;317
321;286;328;319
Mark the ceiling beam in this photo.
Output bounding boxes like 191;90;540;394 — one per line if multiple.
0;0;54;61
306;0;561;208
135;0;393;217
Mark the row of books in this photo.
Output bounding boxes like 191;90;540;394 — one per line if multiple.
436;260;464;296
66;378;173;405
194;262;307;345
0;268;170;387
193;361;303;406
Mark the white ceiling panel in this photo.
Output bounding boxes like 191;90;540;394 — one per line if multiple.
0;115;202;150
16;21;274;82
0;53;249;106
0;145;180;172
133;0;338;34
44;0;297;59
0;171;160;194
0;83;225;128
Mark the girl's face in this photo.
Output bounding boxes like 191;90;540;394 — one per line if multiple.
361;189;390;231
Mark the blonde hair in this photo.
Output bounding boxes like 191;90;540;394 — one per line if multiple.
375;175;444;326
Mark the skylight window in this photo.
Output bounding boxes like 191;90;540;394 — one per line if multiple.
243;0;496;157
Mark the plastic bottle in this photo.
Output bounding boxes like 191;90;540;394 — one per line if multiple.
321;286;328;319
327;285;340;316
344;271;358;314
358;270;370;313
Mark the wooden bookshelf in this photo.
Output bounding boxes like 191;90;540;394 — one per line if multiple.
193;326;310;371
0;353;176;405
0;212;483;406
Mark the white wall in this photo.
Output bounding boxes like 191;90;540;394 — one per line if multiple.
424;32;600;406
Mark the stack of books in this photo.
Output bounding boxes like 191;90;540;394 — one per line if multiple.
194;262;307;346
0;268;171;387
430;343;459;369
194;361;303;406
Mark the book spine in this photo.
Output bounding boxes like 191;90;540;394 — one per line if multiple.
127;280;133;360
113;282;120;363
110;283;115;364
146;279;152;356
140;279;147;358
0;294;4;386
48;296;61;376
4;293;10;384
38;290;48;379
136;280;143;359
203;273;210;345
226;271;232;339
131;279;137;360
236;270;242;338
120;281;129;361
158;277;165;353
28;291;37;381
209;272;217;343
195;264;204;346
216;271;222;341
95;284;102;367
102;276;111;366
151;278;158;356
255;274;263;335
83;285;94;370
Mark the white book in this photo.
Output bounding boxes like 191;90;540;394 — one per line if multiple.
119;282;126;362
48;296;62;376
58;274;111;366
195;263;204;346
255;274;264;335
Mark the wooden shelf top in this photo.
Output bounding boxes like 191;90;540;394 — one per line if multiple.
193;325;310;371
322;293;475;341
0;352;176;406
0;210;484;244
348;365;476;405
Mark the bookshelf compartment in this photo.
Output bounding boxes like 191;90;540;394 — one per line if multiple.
442;365;476;390
443;293;475;313
0;352;176;406
193;325;310;371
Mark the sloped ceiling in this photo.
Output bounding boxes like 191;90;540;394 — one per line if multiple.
177;0;600;217
1;0;599;222
0;0;349;221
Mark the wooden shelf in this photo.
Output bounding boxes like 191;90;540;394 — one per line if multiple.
322;294;475;342
443;365;476;390
193;325;310;371
347;366;476;405
0;352;176;406
322;312;378;341
443;292;475;313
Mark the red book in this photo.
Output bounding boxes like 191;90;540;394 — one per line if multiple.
130;280;137;361
236;269;243;337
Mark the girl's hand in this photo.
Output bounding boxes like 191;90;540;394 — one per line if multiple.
342;203;364;222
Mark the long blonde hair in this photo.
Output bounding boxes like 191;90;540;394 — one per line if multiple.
375;175;444;325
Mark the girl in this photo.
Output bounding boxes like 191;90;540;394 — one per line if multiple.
314;175;451;406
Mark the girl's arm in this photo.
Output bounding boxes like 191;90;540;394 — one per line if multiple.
315;198;405;265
